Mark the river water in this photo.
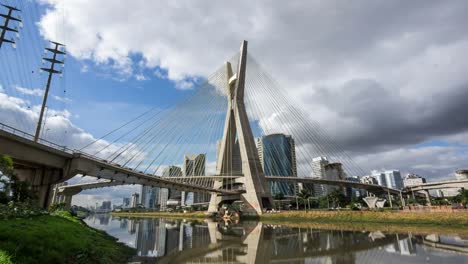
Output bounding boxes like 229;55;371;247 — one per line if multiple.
84;214;468;264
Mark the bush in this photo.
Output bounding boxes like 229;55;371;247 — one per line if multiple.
0;201;47;220
0;250;13;264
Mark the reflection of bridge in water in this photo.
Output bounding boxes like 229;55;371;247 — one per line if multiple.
82;215;468;264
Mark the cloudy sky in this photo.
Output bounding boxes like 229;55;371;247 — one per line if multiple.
1;0;467;206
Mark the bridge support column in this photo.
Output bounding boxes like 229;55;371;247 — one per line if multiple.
422;190;432;206
399;191;405;207
387;189;393;208
207;181;223;215
14;167;64;208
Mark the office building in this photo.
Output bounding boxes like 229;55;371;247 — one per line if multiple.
361;175;378;185
256;134;297;196
160;166;183;209
371;170;403;189
131;193;140;208
345;176;362;198
123;197;131;208
311;157;346;197
184;154;208;205
101;201;111;210
141;185;160;209
403;173;426;187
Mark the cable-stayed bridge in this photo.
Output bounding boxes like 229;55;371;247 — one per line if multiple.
0;39;408;215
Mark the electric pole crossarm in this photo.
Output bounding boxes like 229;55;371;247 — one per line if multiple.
43;58;64;64
1;4;20;12
45;47;66;55
1;38;14;44
0;14;21;22
0;25;18;32
40;68;62;74
0;4;21;49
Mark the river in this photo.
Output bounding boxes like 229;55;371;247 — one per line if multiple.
84;214;468;263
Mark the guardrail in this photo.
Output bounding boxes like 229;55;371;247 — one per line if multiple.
0;122;74;154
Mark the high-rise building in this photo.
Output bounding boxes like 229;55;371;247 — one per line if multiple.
123;197;131;208
371;170;403;189
101;201;111;210
256;134;297;196
160;166;183;209
403;173;426;187
311;157;346;197
371;170;387;187
311;157;328;197
141;185;160;209
131;193;140;208
361;175;378;185
184;154;208;205
345;176;362;198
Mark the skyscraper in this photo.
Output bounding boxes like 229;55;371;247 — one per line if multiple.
160;166;183;210
403;173;426;187
123;197;131;208
131;193;140;208
141;185;160;209
256;134;297;196
372;170;403;189
184;154;207;205
311;157;346;197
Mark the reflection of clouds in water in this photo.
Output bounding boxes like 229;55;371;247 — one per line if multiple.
84;215;468;263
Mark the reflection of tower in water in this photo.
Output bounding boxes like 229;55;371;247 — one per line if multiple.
136;219;157;257
154;219;167;257
127;219;137;235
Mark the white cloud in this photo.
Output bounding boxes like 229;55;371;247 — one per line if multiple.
80;64;89;73
14;86;44;96
52;95;72;103
31;1;468;182
354;146;468;181
154;69;167;79
135;74;148;81
0;90;143;161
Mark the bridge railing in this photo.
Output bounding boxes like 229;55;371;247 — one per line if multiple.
0;122;74;154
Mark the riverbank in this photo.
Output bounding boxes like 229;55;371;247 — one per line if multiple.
113;210;468;228
259;211;468;227
113;211;206;220
0;213;135;264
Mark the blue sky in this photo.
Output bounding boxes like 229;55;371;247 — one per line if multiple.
2;0;468;206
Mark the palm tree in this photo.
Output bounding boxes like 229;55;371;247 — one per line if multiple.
297;189;311;211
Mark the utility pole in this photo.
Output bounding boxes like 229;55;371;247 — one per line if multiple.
34;41;65;142
0;4;22;49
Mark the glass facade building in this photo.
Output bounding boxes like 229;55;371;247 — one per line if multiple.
257;134;297;196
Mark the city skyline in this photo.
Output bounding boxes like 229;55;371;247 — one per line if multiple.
1;0;467;207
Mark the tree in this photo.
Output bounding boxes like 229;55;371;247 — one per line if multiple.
297;189;312;211
0;155;14;204
273;193;285;210
0;154;36;204
452;188;468;205
327;189;346;209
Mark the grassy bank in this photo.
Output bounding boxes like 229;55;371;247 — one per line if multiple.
0;214;135;264
112;211;206;220
260;211;468;227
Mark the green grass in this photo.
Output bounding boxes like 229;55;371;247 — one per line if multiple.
260;211;468;227
0;214;135;264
